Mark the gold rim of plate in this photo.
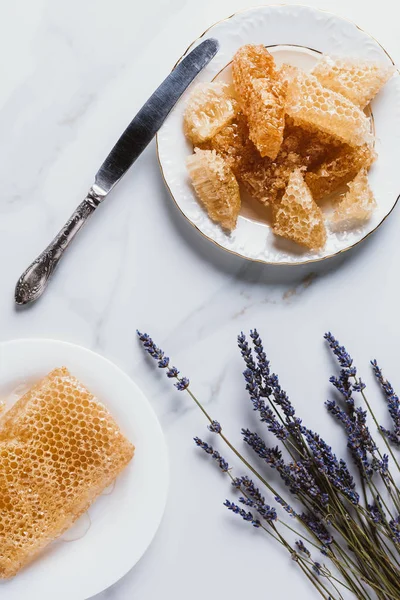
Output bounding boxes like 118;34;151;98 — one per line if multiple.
156;4;400;267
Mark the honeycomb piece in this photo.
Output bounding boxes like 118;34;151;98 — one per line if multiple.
232;44;287;159
312;55;396;108
305;143;376;200
330;169;376;231
282;65;373;147
199;111;254;173
283;117;343;170
0;368;134;579
202;112;346;206
273;168;327;250
187;148;241;231
239;148;303;206
183;82;238;144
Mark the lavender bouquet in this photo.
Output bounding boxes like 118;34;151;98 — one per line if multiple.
138;329;400;600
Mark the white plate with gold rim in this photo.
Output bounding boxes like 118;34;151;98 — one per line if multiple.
0;339;168;600
157;5;400;265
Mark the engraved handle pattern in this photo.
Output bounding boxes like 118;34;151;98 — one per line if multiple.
15;190;102;305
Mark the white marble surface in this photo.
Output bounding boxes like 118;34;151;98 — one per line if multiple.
1;1;400;599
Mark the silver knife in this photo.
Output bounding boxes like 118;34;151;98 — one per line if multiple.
15;38;219;305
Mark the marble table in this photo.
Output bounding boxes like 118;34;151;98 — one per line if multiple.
1;0;399;598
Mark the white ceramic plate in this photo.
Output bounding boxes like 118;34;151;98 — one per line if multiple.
0;339;168;600
157;5;400;264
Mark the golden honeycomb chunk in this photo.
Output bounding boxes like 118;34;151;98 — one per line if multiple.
204;114;342;206
330;169;376;231
305;143;376;200
0;368;134;579
312;55;396;108
282;65;373;147
187;148;241;231
232;44;287;159
199;111;254;173
273;168;327;250
183;82;238;144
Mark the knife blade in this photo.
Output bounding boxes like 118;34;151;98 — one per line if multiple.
15;38;219;305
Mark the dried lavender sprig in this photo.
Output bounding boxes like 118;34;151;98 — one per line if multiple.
302;427;359;505
238;496;277;524
223;500;261;527
137;331;188;388
243;367;288;440
239;331;296;420
193;438;229;472
242;429;329;507
324;333;353;369
301;513;333;546
372;360;400;447
296;539;311;557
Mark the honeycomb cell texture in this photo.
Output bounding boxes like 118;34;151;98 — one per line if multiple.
312;55;396;109
0;368;134;579
187;148;241;231
183;81;238;144
305;143;376;201
273;168;327;250
282;65;373;147
204;114;342;206
330;168;376;231
232;44;287;160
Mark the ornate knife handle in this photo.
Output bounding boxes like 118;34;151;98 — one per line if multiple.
15;187;104;305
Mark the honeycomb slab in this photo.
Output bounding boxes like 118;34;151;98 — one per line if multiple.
330;168;376;231
232;44;287;160
183;81;237;144
187;148;241;231
0;367;134;578
273;168;327;250
312;55;396;108
282;66;372;147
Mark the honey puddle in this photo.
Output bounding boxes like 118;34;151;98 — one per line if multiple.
0;382;116;545
60;513;92;542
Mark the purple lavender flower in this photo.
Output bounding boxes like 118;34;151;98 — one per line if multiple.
324;333;353;369
329;371;355;406
243;367;288;440
194;438;229;472
372;360;400;446
239;331;296;422
326;400;377;480
224;500;261;528
389;515;400;544
367;500;384;524
267;372;296;419
241;429;284;467
237;332;257;375
137;331;188;386
232;476;278;523
238;496;277;524
274;496;297;517
208;420;222;434
242;429;328;507
312;562;322;576
296;539;311;557
250;329;271;387
175;377;190;391
301;513;333;546
166;366;179;378
302;427;359;505
232;476;264;505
